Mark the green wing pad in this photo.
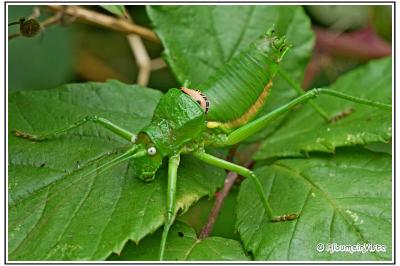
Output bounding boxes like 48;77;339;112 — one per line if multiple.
142;88;206;156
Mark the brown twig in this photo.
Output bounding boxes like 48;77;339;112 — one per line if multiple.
8;7;65;40
8;32;21;40
41;11;64;28
199;151;253;240
150;57;167;71
124;12;152;86
123;9;166;86
47;5;159;43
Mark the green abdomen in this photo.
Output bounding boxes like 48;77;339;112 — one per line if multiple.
198;31;287;130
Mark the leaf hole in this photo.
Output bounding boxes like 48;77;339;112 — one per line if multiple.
178;231;184;237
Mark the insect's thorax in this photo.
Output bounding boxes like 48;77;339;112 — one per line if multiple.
141;88;206;157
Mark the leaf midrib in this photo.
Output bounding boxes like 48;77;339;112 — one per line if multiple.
226;6;255;60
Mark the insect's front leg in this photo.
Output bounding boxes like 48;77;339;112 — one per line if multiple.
193;151;298;222
13;115;137;142
159;153;180;261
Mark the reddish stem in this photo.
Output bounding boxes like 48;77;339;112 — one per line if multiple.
199;158;253;240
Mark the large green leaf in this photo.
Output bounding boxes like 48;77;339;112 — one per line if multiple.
8;80;225;260
255;57;392;160
237;148;391;260
109;221;250;261
147;6;314;134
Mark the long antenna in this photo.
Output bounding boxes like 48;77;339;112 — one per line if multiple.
82;145;146;179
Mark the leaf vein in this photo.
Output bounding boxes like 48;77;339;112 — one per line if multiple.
287;189;311;259
44;171;97;259
207;7;225;64
183;239;201;260
90;164;128;259
273;163;384;259
9;187;50;256
227;6;255;59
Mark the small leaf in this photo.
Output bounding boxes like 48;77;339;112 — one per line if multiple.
100;5;127;18
8;80;225;260
237;148;391;260
108;221;250;261
255;57;392;160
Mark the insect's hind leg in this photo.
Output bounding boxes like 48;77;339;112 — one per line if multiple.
13;115;136;142
224;88;392;146
193;151;297;222
159;153;180;261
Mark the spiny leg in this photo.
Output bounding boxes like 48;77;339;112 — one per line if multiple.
13;115;136;142
193;152;296;222
224;88;392;145
159;153;180;261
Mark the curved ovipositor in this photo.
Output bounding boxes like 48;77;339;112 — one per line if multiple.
197;28;290;131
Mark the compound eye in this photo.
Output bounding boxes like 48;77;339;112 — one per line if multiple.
147;147;157;156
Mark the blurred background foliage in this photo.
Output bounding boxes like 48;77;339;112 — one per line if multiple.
7;4;392;244
8;5;391;92
8;5;179;92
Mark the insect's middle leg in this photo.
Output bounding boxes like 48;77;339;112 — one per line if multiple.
13;115;136;142
159;153;180;261
193;151;298;222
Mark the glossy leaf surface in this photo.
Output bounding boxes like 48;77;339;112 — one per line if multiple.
255;57;392;160
8;80;225;260
237;149;392;260
109;221;250;261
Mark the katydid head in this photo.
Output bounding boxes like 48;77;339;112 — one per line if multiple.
255;27;290;64
131;88;206;182
130;134;163;182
